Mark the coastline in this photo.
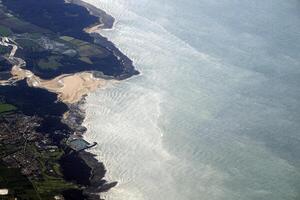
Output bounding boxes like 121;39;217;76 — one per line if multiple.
59;2;134;198
74;0;140;80
12;65;112;104
66;0;115;29
77;0;140;80
0;0;139;199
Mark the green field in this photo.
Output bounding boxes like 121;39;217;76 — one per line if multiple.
0;104;17;114
0;144;77;199
26;145;77;199
16;38;43;52
0;164;40;200
59;35;74;42
38;56;63;70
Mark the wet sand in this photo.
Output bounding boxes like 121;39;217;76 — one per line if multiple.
10;65;111;104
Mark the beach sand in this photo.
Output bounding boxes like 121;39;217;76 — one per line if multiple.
10;65;110;104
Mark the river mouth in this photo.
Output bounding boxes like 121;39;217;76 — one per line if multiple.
0;0;140;199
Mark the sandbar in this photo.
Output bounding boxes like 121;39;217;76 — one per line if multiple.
10;66;111;104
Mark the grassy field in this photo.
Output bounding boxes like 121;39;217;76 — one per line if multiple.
38;56;63;70
32;177;76;199
26;144;77;199
79;56;93;64
0;164;40;200
0;142;77;199
60;36;74;42
16;38;43;52
0;104;17;114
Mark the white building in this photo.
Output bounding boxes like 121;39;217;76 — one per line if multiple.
0;189;9;195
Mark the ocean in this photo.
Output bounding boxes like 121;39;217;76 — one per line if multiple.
82;0;300;199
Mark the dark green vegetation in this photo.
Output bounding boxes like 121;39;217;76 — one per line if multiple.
0;145;77;199
0;81;69;131
1;0;138;79
0;163;40;200
2;0;99;42
0;0;131;198
0;111;77;199
27;146;77;199
0;83;83;199
0;148;77;199
0;103;16;114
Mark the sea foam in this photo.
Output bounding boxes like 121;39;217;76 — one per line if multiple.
83;0;300;199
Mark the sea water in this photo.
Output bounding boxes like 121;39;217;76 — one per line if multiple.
82;0;300;199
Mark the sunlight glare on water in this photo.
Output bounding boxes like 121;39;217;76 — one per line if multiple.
82;0;300;199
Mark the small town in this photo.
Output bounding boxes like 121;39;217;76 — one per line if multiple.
0;107;96;199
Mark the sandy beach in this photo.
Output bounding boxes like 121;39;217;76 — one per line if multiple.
9;65;110;104
0;1;137;199
0;36;111;104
